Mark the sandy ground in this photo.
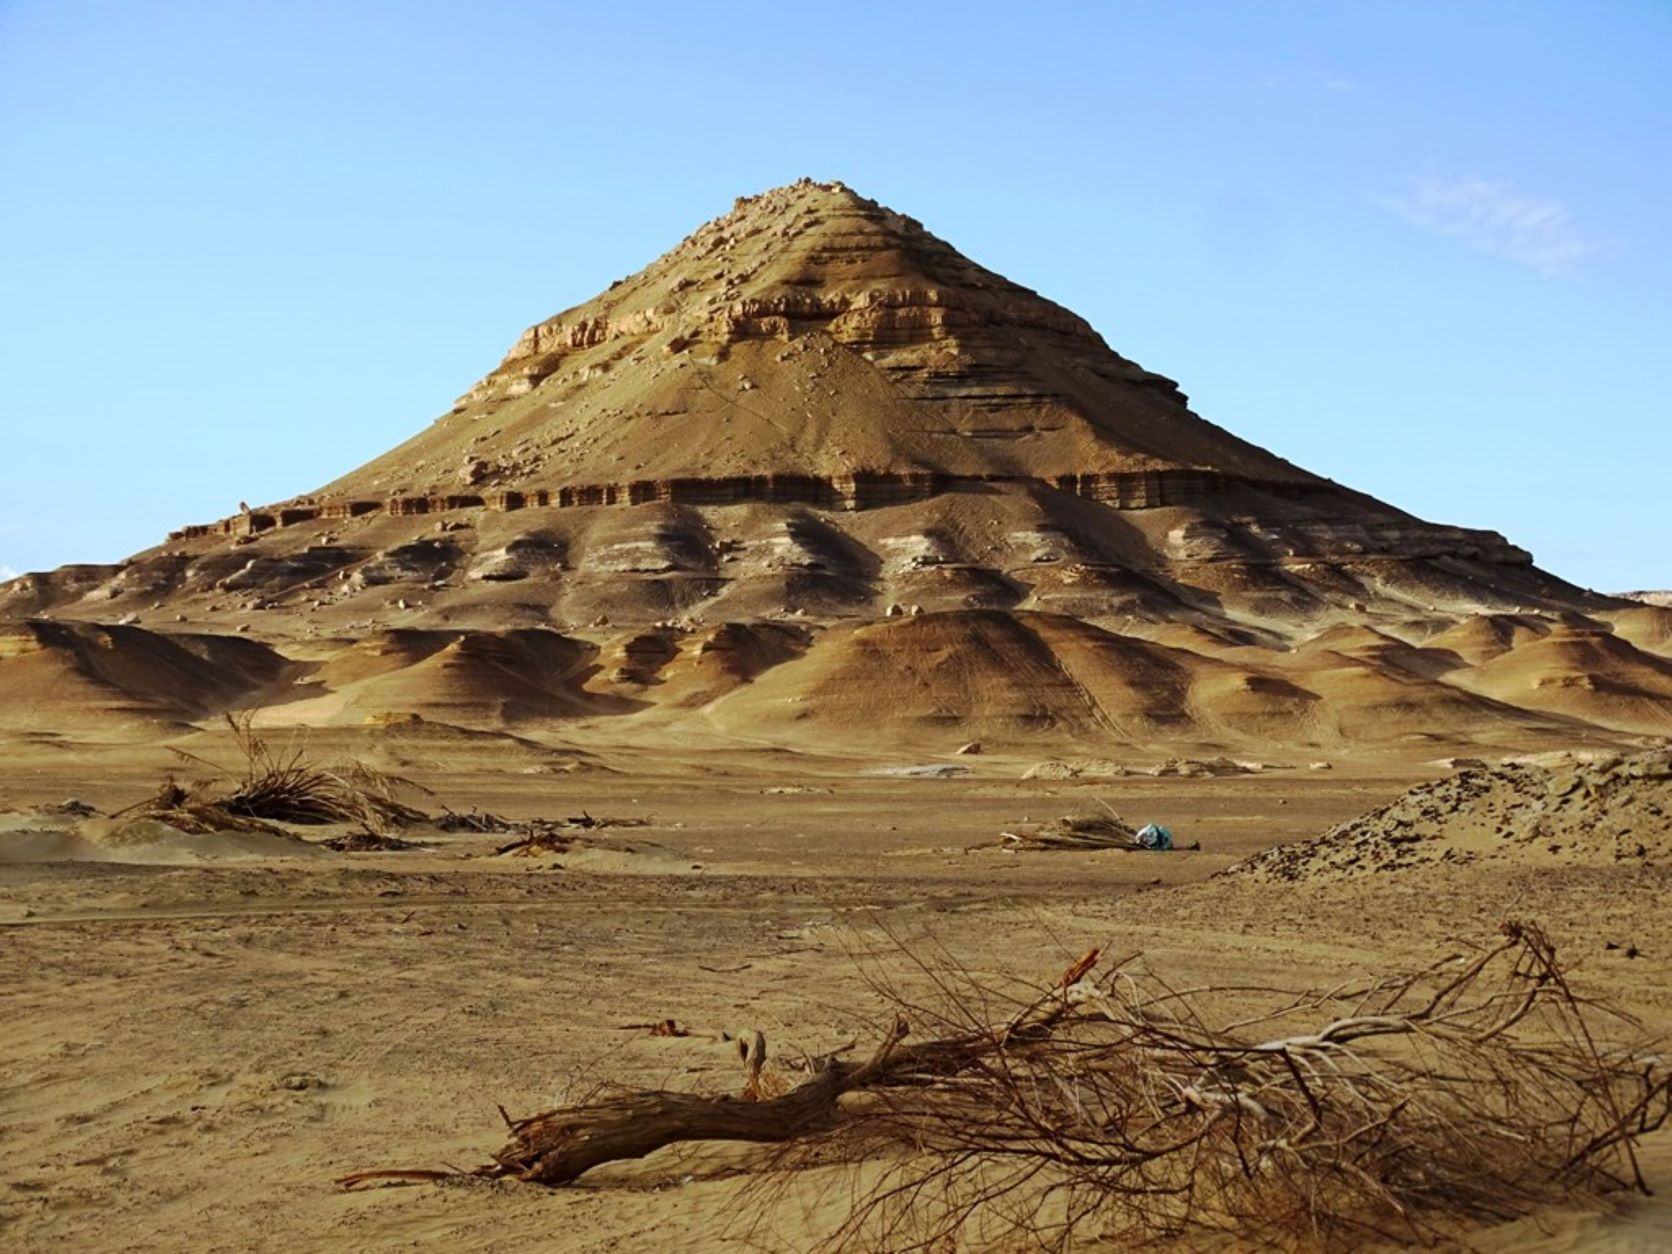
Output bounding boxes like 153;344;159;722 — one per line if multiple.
2;740;1669;1251
6;174;1668;1253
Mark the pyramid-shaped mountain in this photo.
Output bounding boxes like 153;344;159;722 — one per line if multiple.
5;180;1664;752
327;177;1313;498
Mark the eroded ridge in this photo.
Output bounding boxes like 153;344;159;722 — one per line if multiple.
168;469;1256;541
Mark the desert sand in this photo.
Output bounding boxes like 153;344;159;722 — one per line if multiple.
2;182;1668;1251
1;738;1669;1251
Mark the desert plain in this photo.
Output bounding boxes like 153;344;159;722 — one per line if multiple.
2;181;1670;1251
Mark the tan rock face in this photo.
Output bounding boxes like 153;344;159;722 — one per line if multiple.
0;179;1649;749
1618;590;1672;608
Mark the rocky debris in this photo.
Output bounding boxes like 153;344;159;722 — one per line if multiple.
353;540;459;588
872;764;971;779
37;798;100;817
1023;759;1117;780
217;547;359;591
1148;757;1261;779
1022;757;1269;781
1230;750;1672;882
467;533;566;583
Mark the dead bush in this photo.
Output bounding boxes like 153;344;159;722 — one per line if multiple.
339;921;1669;1249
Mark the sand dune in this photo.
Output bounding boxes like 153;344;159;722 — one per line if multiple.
0;812;332;865
1273;645;1571;743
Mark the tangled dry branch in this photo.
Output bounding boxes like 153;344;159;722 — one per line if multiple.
117;715;430;834
339;922;1669;1250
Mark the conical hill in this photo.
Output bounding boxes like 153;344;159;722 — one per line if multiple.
0;180;1644;752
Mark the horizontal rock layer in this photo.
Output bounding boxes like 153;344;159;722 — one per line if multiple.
163;472;1526;570
171;470;1253;540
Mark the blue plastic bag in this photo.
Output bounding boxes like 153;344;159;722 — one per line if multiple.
1135;823;1173;851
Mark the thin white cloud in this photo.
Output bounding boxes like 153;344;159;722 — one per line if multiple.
1255;69;1357;94
1304;69;1356;92
0;565;17;582
1375;176;1598;275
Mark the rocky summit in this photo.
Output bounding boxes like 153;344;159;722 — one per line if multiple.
3;179;1670;751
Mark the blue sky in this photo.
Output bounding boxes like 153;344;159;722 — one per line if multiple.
2;1;1667;591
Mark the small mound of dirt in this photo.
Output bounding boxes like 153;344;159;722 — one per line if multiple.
1231;751;1672;882
0;812;333;865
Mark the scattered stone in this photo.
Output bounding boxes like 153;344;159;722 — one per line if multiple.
1146;757;1255;779
1022;759;1127;780
1231;750;1672;882
1022;757;1258;781
872;764;971;779
37;798;99;817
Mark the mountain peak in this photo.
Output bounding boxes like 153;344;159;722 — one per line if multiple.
300;179;1324;508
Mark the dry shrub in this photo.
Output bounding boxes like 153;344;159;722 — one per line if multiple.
492;813;651;856
119;715;430;834
788;921;1669;1250
341;922;1669;1251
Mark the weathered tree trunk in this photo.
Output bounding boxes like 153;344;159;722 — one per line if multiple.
337;1017;915;1190
499;1078;845;1184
